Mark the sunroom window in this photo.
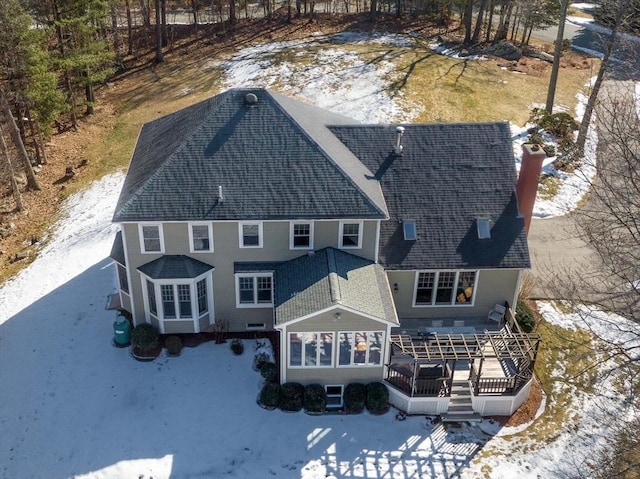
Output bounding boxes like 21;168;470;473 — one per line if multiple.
288;332;334;367
338;331;383;366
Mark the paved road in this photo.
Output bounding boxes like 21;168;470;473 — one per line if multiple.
531;17;640;80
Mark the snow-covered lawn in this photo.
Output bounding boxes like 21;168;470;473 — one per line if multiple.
1;32;638;479
0;175;635;479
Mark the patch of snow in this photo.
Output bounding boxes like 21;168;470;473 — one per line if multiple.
218;34;422;123
537;301;640;351
635;82;640;120
427;41;487;60
572;45;605;59
570;2;596;10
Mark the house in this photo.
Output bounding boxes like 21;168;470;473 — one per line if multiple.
110;88;545;418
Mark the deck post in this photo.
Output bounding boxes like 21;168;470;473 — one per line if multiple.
411;359;418;397
475;357;484;394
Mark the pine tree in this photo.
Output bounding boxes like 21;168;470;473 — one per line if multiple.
50;0;115;119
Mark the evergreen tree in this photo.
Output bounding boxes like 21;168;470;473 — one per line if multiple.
0;0;65;139
50;0;115;118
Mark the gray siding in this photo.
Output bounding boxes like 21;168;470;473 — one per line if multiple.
387;269;521;319
121;219;378;332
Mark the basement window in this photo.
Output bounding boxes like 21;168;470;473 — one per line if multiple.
477;219;491;239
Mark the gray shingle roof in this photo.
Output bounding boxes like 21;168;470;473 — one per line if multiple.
113;88;387;222
274;248;398;325
329;123;531;270
110;231;126;265
137;255;213;279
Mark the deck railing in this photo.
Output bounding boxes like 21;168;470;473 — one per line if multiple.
386;365;450;397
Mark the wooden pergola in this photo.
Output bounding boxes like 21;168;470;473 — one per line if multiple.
387;329;542;396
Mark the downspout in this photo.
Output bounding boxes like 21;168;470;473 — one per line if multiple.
512;269;523;310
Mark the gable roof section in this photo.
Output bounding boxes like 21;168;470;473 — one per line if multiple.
329;123;530;270
274;248;398;325
113;89;387;222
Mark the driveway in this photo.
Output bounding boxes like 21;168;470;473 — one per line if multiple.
527;80;638;300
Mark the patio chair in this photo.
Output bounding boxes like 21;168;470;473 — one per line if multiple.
487;304;506;325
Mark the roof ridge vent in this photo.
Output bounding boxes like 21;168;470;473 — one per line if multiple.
327;249;342;304
244;93;258;106
393;126;405;155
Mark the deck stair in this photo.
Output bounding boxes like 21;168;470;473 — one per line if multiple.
441;380;482;423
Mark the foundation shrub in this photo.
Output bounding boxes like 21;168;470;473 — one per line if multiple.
165;335;182;356
230;338;244;355
130;323;159;353
260;362;278;382
366;382;389;414
303;384;327;413
280;382;305;412
516;300;536;332
259;382;282;409
344;383;367;413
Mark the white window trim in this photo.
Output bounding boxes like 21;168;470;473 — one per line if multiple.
138;223;165;254
238;221;263;248
336;331;384;367
287;332;335;368
140;272;213;334
235;273;273;308
412;270;478;307
289;221;314;250
188;222;214;253
338;220;363;249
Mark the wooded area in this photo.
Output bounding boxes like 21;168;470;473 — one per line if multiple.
0;0;631;216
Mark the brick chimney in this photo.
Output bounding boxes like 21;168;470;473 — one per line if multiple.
516;144;546;233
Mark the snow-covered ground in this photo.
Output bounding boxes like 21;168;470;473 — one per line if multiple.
1;32;638;479
0;174;635;479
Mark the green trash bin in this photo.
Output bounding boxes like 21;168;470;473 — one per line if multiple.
113;315;131;347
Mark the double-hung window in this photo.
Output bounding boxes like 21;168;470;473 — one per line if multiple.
139;224;164;253
339;221;363;249
288;332;334;367
197;279;208;315
160;284;192;319
290;222;313;249
414;271;478;306
190;223;213;252
239;222;263;248
236;274;273;307
338;331;383;366
117;264;129;294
